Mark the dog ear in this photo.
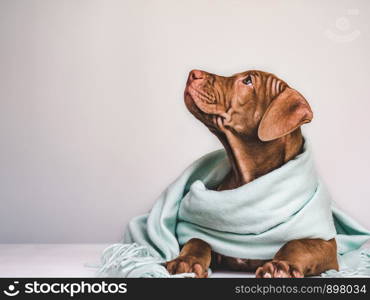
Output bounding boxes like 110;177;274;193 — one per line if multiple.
258;88;313;142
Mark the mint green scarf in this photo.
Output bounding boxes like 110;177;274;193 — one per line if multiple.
98;141;370;277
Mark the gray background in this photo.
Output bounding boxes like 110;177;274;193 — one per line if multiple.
0;0;369;243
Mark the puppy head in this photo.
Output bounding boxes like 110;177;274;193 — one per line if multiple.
184;69;313;141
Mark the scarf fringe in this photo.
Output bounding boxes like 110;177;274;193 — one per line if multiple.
321;248;370;278
97;243;370;278
97;243;196;278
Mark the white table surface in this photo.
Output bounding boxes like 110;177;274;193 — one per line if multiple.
0;244;253;278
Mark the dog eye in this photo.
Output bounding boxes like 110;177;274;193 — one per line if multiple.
242;75;253;86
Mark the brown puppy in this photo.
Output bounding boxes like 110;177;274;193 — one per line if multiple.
166;70;339;278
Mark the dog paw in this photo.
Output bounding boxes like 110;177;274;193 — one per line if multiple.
166;255;208;278
255;260;303;278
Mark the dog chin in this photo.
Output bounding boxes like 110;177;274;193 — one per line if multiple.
184;93;203;118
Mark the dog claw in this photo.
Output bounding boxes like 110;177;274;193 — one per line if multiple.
276;270;284;278
292;270;304;278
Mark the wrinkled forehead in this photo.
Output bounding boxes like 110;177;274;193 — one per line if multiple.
231;70;273;79
233;70;288;89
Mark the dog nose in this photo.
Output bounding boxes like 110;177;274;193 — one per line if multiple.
188;69;205;82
